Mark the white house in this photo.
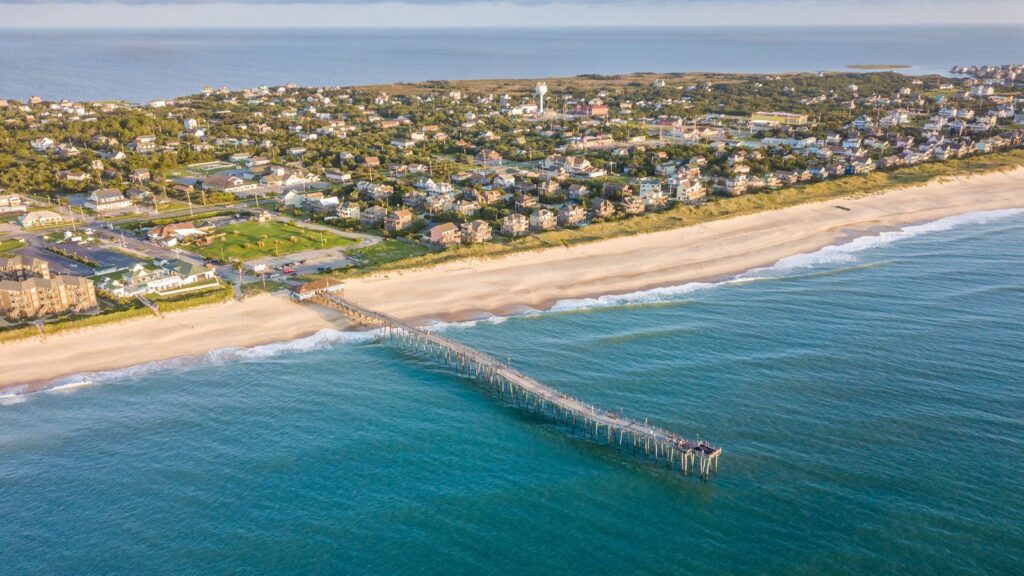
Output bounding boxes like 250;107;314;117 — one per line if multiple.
85;189;132;213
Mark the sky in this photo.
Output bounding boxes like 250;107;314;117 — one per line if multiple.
1;0;1022;28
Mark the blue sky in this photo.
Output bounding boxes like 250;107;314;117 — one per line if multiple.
1;0;1021;27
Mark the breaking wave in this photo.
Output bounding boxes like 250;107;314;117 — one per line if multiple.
546;207;1024;313
1;328;380;405
4;207;1020;405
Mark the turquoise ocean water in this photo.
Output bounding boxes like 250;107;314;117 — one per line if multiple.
1;209;1022;574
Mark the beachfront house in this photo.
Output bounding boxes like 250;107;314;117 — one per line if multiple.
429;222;462;247
385;209;414;232
460;220;492;243
501;213;529;237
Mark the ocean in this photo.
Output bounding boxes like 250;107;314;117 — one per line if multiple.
1;209;1022;574
2;26;1024;102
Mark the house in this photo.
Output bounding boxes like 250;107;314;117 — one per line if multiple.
670;178;705;204
429;222;462;247
567;184;590;201
529;208;557;231
30;137;55;152
131;135;158;153
501;213;529;237
148;221;205;247
85;188;132;213
62;171;91;183
289;278;345;301
164;259;217;287
362;156;381;168
538;179;562;199
130;168;151;183
360;205;387;227
557;203;587;227
305;195;340;214
384;209;413;232
337;202;361;220
724;176;748;196
621;196;645;215
514;194;538;211
0;193;27;215
452;199;480;217
203;173;258;194
20;210;64;228
638;179;668;207
104;260;217;297
324;171;352;183
476;149;503;164
55;143;81;158
260;166;319;188
460;220;492;243
591;198;616;219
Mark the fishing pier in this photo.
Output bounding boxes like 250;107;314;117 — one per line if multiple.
313;292;722;480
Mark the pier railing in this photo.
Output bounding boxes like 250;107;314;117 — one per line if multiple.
313;293;721;480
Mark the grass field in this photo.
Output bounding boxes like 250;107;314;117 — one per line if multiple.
0;238;26;254
191;221;356;262
346;240;429;267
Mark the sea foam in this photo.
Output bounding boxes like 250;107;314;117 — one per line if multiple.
4;208;1020;404
1;328;380;405
547;207;1024;313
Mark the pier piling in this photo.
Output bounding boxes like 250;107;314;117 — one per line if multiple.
312;293;722;480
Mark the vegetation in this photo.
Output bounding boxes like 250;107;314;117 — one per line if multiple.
0;285;233;344
847;64;912;70
190;221;355;262
334;150;1024;277
0;237;25;254
345;239;429;268
241;279;287;298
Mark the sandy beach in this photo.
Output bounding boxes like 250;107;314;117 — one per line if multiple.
344;168;1024;321
0;294;351;393
2;168;1023;392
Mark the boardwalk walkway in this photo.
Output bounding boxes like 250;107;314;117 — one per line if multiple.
313;293;722;480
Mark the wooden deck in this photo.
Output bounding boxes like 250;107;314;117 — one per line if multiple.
313;293;722;480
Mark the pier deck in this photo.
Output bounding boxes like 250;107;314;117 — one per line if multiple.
313;293;721;479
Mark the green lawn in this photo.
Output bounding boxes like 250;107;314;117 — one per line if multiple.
192;221;356;262
0;238;26;254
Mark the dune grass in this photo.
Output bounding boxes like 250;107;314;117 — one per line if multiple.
336;150;1024;278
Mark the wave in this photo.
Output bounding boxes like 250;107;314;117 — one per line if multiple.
546;207;1024;313
746;207;1024;276
1;328;380;405
5;207;1020;404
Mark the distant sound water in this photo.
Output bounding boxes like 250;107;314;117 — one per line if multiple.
2;26;1024;102
2;209;1023;574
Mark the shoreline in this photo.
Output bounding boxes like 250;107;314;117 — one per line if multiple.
2;168;1023;395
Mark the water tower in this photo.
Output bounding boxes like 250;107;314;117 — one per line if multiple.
535;82;548;116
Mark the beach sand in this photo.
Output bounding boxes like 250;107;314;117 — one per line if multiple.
0;294;351;392
343;169;1024;322
2;168;1023;392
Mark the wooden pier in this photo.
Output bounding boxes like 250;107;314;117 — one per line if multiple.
313;293;722;480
